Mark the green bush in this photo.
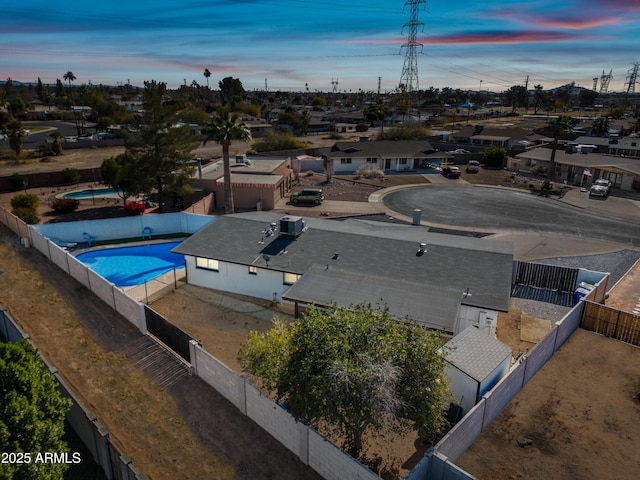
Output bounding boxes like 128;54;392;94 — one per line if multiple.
8;173;28;191
11;193;39;211
49;198;80;213
530;165;548;175
482;145;507;168
63;167;81;184
12;207;40;224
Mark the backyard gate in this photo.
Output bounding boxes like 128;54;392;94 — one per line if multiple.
511;261;579;307
581;301;640;346
144;306;193;363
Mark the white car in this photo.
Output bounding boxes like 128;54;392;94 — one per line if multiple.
0;133;7;141
589;178;612;198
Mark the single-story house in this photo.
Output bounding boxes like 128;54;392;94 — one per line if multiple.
513;147;640;190
572;135;640;158
444;325;513;418
172;212;514;336
319;139;451;174
193;156;294;211
452;125;551;152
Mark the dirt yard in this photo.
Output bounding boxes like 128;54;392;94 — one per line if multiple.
456;328;640;480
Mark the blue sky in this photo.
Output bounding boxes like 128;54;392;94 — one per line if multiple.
2;0;640;93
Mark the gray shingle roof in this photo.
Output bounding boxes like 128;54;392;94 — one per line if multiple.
321;140;437;159
173;212;514;320
444;326;512;382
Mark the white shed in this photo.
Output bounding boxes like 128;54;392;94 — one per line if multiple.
444;326;513;419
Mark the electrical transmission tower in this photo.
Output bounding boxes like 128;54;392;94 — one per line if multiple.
624;63;639;98
592;77;598;92
599;69;612;95
399;0;426;93
331;78;339;94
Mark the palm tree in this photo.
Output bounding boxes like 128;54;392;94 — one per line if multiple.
591;116;610;137
63;71;76;90
203;108;252;214
546;115;577;180
203;68;211;88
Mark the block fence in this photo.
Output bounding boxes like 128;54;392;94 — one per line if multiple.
0;308;147;480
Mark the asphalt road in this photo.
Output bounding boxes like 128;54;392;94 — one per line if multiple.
382;185;640;247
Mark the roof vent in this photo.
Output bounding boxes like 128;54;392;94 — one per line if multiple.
279;215;306;237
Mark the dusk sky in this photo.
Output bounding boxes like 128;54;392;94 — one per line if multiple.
2;0;640;93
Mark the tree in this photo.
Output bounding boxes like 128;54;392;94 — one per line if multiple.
239;304;451;458
49;131;64;156
591;116;610;137
504;85;528;113
63;71;76;90
0;340;72;479
218;77;245;106
532;85;548;114
483;145;507;168
101;152;150;206
546;115;577;180
203;68;211;88
5;119;26;158
128;80;199;212
203;107;252;214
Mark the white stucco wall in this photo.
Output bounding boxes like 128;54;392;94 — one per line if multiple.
445;365;478;415
185;257;294;302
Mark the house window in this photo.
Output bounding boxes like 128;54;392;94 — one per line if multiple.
248;266;257;275
196;257;219;271
399;158;407;165
366;158;377;163
340;158;352;164
283;272;300;285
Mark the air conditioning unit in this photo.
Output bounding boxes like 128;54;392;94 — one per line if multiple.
279;215;305;237
20;237;30;248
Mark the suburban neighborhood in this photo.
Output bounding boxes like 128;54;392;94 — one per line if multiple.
2;56;640;480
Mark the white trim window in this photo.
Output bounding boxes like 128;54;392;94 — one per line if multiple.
340;158;352;164
196;257;219;271
248;266;257;275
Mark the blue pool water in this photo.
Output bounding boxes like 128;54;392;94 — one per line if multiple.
77;241;185;287
63;187;120;199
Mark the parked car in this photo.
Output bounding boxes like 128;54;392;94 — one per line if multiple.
290;188;324;205
442;166;461;178
466;160;480;173
0;133;7;141
78;133;96;141
589;178;612;198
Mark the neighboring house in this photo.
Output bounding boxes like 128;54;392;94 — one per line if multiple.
172;212;514;336
452;125;551;153
444;325;513;418
319;139;450;173
514;147;640;190
193;156;294;211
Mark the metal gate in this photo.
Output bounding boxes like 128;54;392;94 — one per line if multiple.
144;306;192;363
511;261;579;307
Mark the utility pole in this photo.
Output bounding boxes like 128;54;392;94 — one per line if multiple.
624;63;639;101
399;0;426;93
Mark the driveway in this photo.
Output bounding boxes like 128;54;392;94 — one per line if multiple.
380;185;640;247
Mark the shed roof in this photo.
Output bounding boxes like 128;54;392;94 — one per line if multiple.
444;326;513;382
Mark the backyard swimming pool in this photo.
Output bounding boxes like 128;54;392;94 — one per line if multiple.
76;241;185;287
63;187;121;199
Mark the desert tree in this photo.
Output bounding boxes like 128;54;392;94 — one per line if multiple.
239;304;451;458
202;107;252;214
590;116;610;137
101;152;151;207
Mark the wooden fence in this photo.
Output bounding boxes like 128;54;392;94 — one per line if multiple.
581;301;640;346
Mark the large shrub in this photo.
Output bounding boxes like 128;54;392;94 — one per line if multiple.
63;168;81;185
11;193;39;211
482;145;507;168
49;198;80;213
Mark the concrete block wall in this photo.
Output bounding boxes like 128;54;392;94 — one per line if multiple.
482;361;525;427
190;342;246;411
436;399;485;462
245;382;302;455
308;429;380;480
522;327;557;385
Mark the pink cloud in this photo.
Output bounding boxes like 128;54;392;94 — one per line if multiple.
424;30;602;45
528;16;623;30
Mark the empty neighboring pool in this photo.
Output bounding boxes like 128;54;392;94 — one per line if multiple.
63;187;121;199
76;241;185;287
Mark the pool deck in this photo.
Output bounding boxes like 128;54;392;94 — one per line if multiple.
123;269;187;304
